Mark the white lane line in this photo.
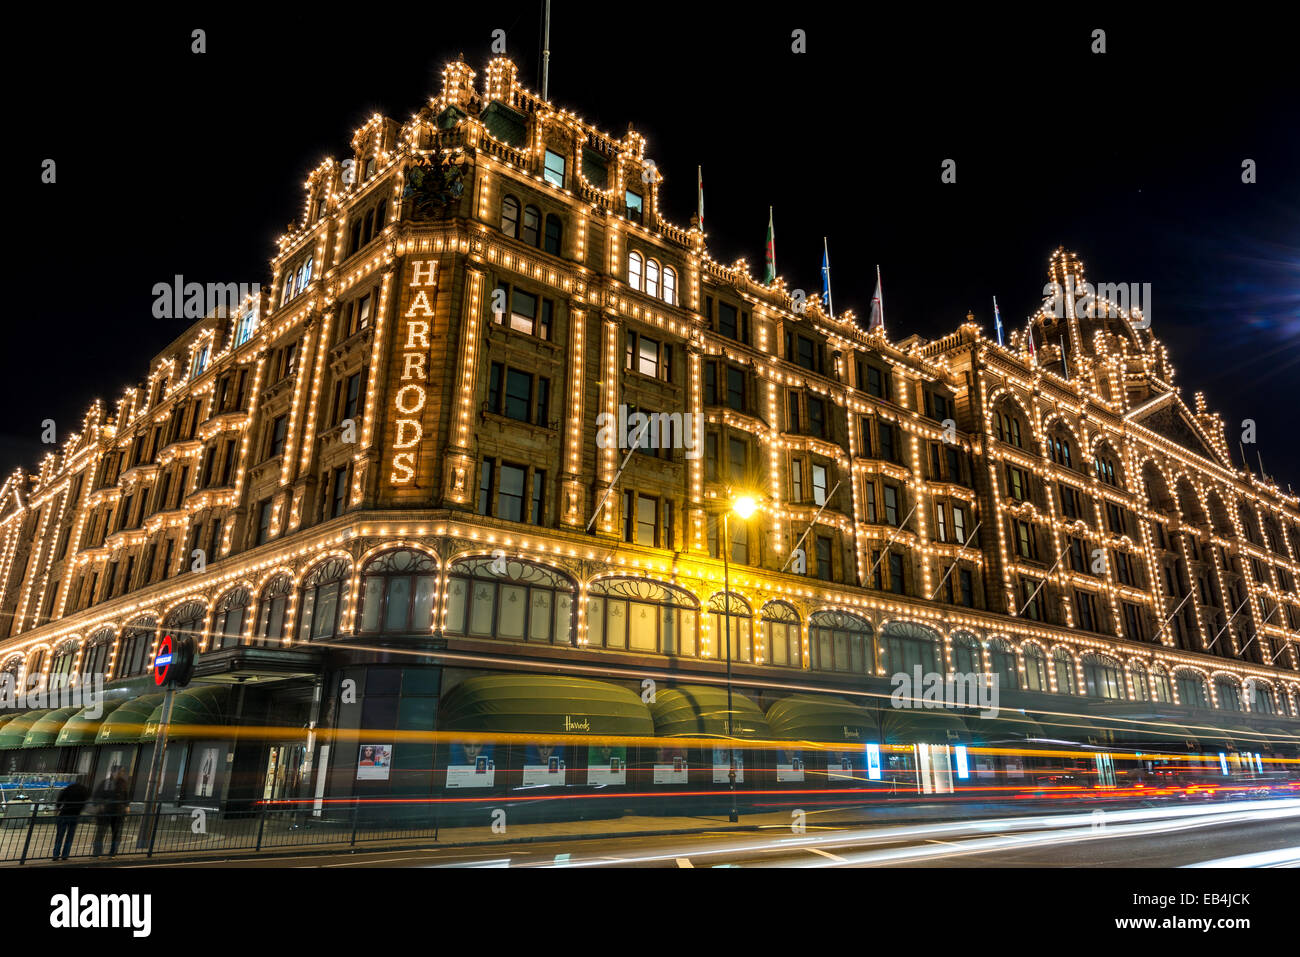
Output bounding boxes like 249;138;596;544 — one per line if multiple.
804;847;846;862
1182;846;1300;868
925;840;959;846
676;857;694;868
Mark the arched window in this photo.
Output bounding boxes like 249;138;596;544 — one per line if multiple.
49;640;79;690
708;593;753;663
500;195;520;238
256;575;292;646
810;611;873;674
1175;669;1208;709
521;205;541;247
543;214;563;255
212;587;250;650
1129;661;1151;702
1094;448;1120;487
25;650;45;689
1046;427;1074;469
82;629;114;678
1023;644;1049;691
1151;665;1173;703
1;655;21;687
298;558;351;641
628;251;643;291
587;577;698;655
164;600;207;647
1082;653;1123;699
1207;492;1233;537
880;621;942;675
358;549;438;635
1176;480;1206;527
116;617;157;678
988;637;1019;691
950;632;981;675
1052;647;1078;695
761;601;801;668
445;557;575;645
662;266;677;305
1248;680;1275;715
1214;676;1243;711
1237;504;1258;543
645;259;660;299
993;401;1026;449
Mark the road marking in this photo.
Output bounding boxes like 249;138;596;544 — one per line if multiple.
676;858;693;868
925;840;960;846
803;847;846;862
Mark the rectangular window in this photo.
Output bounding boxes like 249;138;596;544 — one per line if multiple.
1124;602;1144;640
504;368;532;421
543;149;566;187
879;423;895;462
883;485;899;525
726;367;744;411
815;536;833;582
1016;521;1034;560
866;365;887;399
510;289;537;334
269;415;288;458
637;335;660;377
344;372;362;421
787;391;801;433
478;460;494;515
625;190;643;223
718;302;739;340
498;464;526;521
704;363;717;405
331;468;348;518
959;568;974;608
728;437;747;483
945;446;961;484
807;397;826;438
864;482;876;523
1075;590;1096;631
1006;466;1027;501
812;464;828;506
889;552;905;595
705;433;719;480
952;506;966;543
257;500;273;545
531;471;545;525
791;458;804;503
859;417;873;456
936;504;948;542
795;335;816;371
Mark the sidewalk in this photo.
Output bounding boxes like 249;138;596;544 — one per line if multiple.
12;795;1161;867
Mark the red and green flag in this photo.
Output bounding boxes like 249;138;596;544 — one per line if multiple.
764;206;776;283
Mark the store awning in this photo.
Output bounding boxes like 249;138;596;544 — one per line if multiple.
0;711;29;733
438;675;654;736
55;699;127;747
880;708;971;745
765;694;879;743
963;711;1045;745
650;684;772;738
0;710;54;750
95;693;166;745
141;687;232;742
1029;711;1116;747
1097;717;1203;752
21;706;83;748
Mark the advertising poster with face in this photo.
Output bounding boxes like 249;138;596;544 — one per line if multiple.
711;746;745;784
446;742;496;788
356;744;393;781
827;749;858;781
652;746;688;784
522;743;566;786
776;748;805;782
585;745;628;786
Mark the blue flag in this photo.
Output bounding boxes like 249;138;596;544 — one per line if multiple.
993;296;1004;346
821;238;833;316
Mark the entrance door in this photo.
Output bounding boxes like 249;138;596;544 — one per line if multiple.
261;745;307;802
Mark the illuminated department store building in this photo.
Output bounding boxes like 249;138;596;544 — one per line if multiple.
1;55;1298;811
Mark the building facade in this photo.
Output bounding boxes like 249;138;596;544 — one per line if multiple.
1;55;1298;808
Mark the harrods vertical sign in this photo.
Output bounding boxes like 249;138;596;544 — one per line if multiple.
386;259;438;489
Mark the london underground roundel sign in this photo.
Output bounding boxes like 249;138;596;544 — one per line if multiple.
154;634;174;686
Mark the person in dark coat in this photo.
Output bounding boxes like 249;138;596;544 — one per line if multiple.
91;769;130;857
52;779;91;860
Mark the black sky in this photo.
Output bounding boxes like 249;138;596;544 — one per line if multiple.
11;5;1299;487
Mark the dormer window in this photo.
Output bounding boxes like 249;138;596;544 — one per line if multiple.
281;255;314;305
190;343;209;380
625;190;643;224
543;149;566;187
235;307;257;347
363;156;377;181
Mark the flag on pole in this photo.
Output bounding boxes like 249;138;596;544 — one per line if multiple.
993;296;1004;346
764;207;776;283
821;238;833;316
1027;323;1037;362
697;165;704;233
1059;335;1071;380
868;264;884;334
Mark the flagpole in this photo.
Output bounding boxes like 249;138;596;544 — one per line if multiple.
993;296;1004;347
822;237;834;318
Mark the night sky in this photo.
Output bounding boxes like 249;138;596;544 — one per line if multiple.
12;7;1298;488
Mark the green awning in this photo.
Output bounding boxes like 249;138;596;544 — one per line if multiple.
1030;711;1115;747
1095;717;1202;752
765;694;878;743
881;708;970;745
0;711;29;733
0;710;54;750
438;675;654;736
21;706;82;748
141;687;231;742
650;684;771;739
95;693;166;745
963;711;1045;745
55;699;127;747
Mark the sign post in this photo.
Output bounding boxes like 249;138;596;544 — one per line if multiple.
135;634;194;849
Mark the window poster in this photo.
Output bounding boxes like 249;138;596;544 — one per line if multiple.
446;742;496;788
776;748;804;783
522;744;566;786
585;745;627;786
1005;757;1025;779
653;746;688;784
356;744;392;781
827;749;859;781
195;747;220;797
711;747;745;784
